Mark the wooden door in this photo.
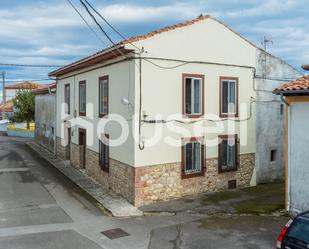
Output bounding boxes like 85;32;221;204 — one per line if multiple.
79;129;86;169
66;128;71;160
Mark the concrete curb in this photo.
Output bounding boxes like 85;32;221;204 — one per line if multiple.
26;142;143;218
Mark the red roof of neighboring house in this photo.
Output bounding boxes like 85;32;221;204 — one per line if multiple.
0;100;14;112
274;75;309;95
32;83;56;95
5;81;38;90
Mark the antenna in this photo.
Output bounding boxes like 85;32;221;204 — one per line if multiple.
261;36;273;51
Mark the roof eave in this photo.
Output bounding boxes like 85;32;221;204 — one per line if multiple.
49;45;133;78
273;90;309;96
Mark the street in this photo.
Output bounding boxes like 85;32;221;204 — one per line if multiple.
0;136;288;249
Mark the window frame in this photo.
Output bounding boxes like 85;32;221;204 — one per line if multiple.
181;137;205;179
64;84;70;115
219;77;239;118
218;134;239;173
79;80;86;116
98;75;109;118
99;134;109;172
182;74;205;118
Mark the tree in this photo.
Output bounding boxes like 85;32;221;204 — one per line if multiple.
13;90;35;129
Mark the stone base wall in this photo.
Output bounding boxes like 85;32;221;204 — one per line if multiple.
56;138;255;207
134;153;255;206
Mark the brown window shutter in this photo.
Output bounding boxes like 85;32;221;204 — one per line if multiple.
201;143;206;174
235;135;240;169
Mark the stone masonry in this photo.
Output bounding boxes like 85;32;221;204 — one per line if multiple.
56;138;255;207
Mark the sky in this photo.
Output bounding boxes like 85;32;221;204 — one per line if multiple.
0;0;308;92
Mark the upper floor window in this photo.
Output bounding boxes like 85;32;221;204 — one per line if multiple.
183;74;204;118
64;84;70;115
181;137;205;178
220;77;238;117
218;135;238;173
79;81;86;116
99;134;109;172
99;76;109;117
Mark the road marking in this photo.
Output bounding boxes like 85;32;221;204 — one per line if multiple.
0;168;29;173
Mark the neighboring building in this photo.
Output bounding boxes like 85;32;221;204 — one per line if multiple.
33;83;56;152
273;75;309;214
49;15;301;206
0;100;14;120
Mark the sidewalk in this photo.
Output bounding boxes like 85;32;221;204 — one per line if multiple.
26;142;143;218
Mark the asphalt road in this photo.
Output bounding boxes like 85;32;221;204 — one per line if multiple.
0;136;288;249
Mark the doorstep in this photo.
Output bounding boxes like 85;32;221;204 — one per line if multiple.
26;141;143;217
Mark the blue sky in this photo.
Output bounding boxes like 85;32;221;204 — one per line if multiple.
0;0;308;90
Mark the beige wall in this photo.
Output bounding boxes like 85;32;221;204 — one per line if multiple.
134;60;256;167
56;58;136;166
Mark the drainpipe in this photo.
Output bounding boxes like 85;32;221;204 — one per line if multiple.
280;93;289;106
53;79;57;156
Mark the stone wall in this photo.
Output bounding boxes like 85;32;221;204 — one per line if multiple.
56;138;255;207
134;153;255;206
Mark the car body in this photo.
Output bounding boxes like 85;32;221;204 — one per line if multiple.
277;211;309;249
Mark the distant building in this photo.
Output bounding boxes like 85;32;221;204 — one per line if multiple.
0;99;14;120
274;75;309;214
33;83;56;152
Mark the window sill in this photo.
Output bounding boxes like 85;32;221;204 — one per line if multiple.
79;113;86;117
181;171;205;179
218;167;238;174
99;113;108;118
183;114;204;119
219;113;239;118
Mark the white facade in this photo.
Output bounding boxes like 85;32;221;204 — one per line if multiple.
53;16;299;183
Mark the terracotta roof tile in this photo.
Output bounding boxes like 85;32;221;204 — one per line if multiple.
122;15;210;44
274;75;309;92
302;64;309;71
32;83;56;94
5;81;38;90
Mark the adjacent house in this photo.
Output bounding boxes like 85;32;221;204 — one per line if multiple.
33;83;56;152
49;15;301;206
273;74;309;214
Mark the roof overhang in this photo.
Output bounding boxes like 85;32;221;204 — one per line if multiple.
273;89;309;96
49;45;133;78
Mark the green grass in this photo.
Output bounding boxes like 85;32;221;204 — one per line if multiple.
202;191;243;203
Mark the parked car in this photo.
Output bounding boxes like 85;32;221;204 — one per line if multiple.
277;211;309;248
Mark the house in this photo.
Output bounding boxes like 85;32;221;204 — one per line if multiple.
0;100;14;120
273;74;309;214
49;15;301;206
33;83;56;153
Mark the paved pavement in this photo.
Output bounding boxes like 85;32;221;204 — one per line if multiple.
0;136;289;249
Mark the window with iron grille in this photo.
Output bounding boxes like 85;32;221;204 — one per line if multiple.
99;76;108;117
182;137;205;178
79;81;86;116
99;134;109;172
218;135;238;173
64;84;70;115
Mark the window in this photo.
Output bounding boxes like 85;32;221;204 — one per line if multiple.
79;81;86;116
280;104;284;115
181;137;205;178
220;77;238;117
218;135;238;173
270;149;277;162
183;74;204;117
64;84;70;115
99;76;109;117
99;134;109;172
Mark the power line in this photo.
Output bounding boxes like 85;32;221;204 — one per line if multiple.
0;63;63;68
79;0;115;46
81;0;141;51
66;0;109;47
5;78;54;83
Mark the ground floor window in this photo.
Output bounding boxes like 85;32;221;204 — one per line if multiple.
218;135;238;173
182;137;205;178
99;134;109;172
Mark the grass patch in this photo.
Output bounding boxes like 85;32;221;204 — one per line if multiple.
202;191;243;204
233;197;284;214
7;123;35;132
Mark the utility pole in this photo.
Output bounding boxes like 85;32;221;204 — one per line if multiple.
2;71;6;120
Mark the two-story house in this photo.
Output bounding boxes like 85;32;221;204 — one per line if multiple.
49;15;301;207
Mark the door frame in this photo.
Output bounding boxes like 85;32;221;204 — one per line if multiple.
79;128;86;169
